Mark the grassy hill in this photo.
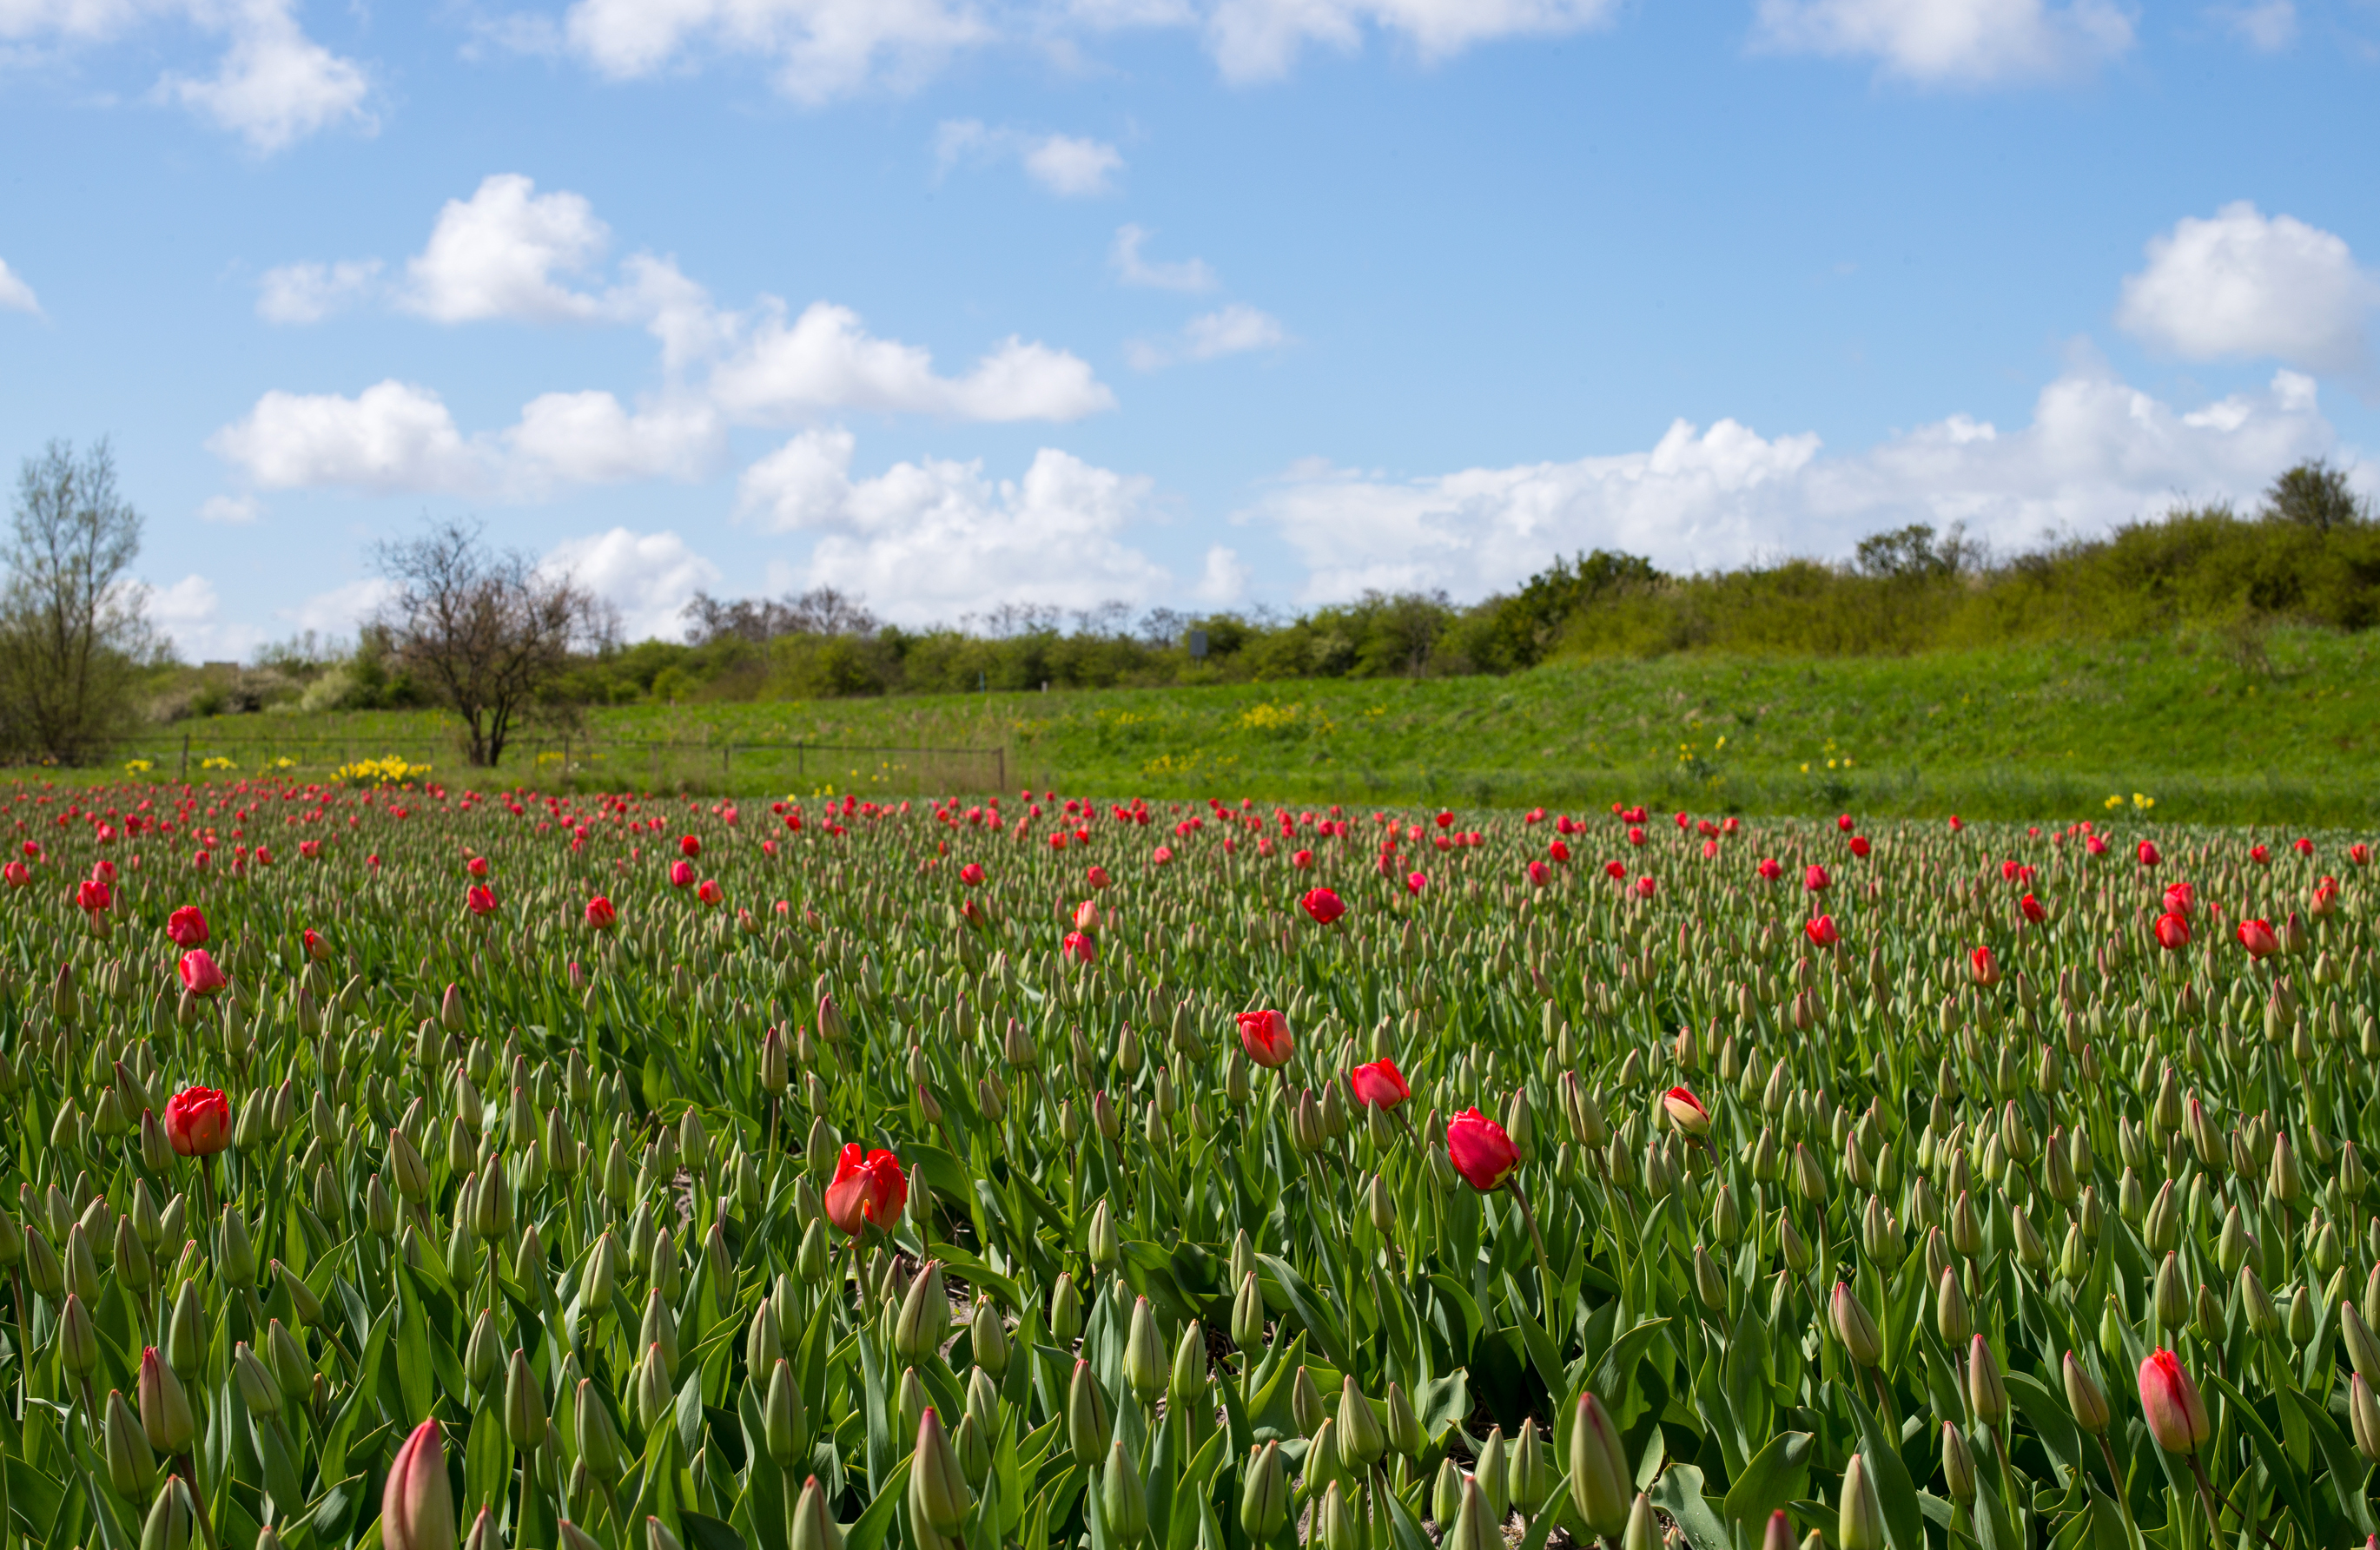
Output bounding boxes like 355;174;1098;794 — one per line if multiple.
63;625;2380;826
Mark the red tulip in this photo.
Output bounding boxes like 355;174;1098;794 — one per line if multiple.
585;895;617;930
2138;1349;2210;1453
1237;1010;1293;1068
1634;875;1656;899
1661;1085;1710;1137
669;860;694;888
1804;863;1831;893
2293;837;2313;857
2084;834;2108;856
303;928;331;962
1087;864;1112;888
1151;846;1173;866
163;1085;231;1157
1548;840;1570;863
177;949;227;997
1061;931;1097;964
1803;914;1841;949
2235;919;2279;959
1405;871;1427;895
824;1144;908;1234
1526;861;1550;887
2019;894;2047;925
2137;840;2160;867
466;855;490;878
1626;825;1646;848
166;905;208;948
1755;858;1782;883
465;884;499;917
1968;945;2001;987
2249;844;2271;865
1947;815;1964;832
76;879;110;914
1446;1108;1521;1191
1836;813;1854;833
1;861;26;889
2154;912;2191;951
1848;834;1871;858
2161;882;2194;916
1348;1059;1411;1111
384;1417;455;1550
1603;859;1627;881
1300;887;1345;926
2351;842;2370;867
1435;810;1454;829
679;834;701;859
2310;880;2339;918
696;880;723;907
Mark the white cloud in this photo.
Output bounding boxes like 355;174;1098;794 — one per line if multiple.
1244;357;2338;602
542;527;721;640
400;174;609;324
208;379;485;494
145;573;266;661
737;428;1171;622
710;300;1115;422
2116;203;2377;375
1203;0;1618;80
198;494;262;524
1752;0;2135;83
2215;0;2294;49
1195;544;1251;603
559;0;988;103
161;0;373;151
1111;224;1217;291
256;258;381;323
506;392;724;485
935;121;1124;196
0;260;38;315
1129;302;1286;368
0;0;367;148
281;577;398;635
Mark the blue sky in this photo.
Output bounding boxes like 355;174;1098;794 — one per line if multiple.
1;0;2376;657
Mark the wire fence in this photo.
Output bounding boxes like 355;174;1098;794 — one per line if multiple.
109;734;1008;795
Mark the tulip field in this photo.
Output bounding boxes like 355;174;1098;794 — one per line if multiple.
3;776;2380;1550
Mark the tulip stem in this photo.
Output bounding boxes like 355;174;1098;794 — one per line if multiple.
10;1268;26;1421
1505;1183;1558;1324
2092;1435;2138;1539
2185;1454;2224;1546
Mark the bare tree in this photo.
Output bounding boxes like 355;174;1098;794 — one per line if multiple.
0;439;155;762
375;519;603;767
680;584;880;645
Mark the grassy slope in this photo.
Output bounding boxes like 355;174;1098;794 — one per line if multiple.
86;627;2380;822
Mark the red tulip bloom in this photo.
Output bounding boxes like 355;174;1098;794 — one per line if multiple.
824;1144;908;1235
585;895;617;930
166;905;208;948
1300;887;1346;926
2084;834;2108;856
1661;1085;1710;1137
1;861;26;889
1848;835;1871;859
1087;864;1112;888
2161;882;2194;916
2138;1349;2210;1454
2153;912;2191;951
1804;914;1841;948
1237;1009;1293;1068
2137;840;2160;867
1835;814;1854;833
1151;846;1173;866
1634;875;1656;899
2351;842;2371;867
2293;837;2314;857
1446;1108;1521;1191
76;879;110;914
178;949;227;997
2019;893;2047;925
1348;1059;1411;1111
303;928;331;962
959;863;985;886
163;1085;231;1156
466;855;490;878
1626;826;1646;848
679;834;701;859
2235;918;2279;959
1804;863;1831;894
1755;857;1782;883
1435;810;1454;829
669;860;694;888
1947;815;1964;832
1968;945;2001;987
1405;871;1427;895
1061;931;1097;964
696;879;723;907
466;884;499;917
2310;880;2339;917
1527;861;1550;887
1603;859;1627;881
2249;844;2270;866
1549;840;1570;863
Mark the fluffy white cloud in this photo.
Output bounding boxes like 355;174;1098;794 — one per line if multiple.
506;392;724;486
256;258;380;323
2217;0;2295;49
2117;203;2377;375
1129;302;1286;368
281;577;398;635
208;379;484;494
1111;225;1216;292
1204;0;1620;80
161;0;373;151
542;527;721;640
935;121;1125;196
1245;358;2338;602
559;0;987;102
0;259;38;315
1195;544;1251;603
710;300;1114;422
144;574;267;661
198;494;262;524
737;428;1171;622
0;0;367;148
400;174;608;324
1751;0;2134;83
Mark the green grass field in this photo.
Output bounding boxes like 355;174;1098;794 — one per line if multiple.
62;626;2380;823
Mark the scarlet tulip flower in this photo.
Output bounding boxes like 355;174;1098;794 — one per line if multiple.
1804;864;1831;894
466;855;490;878
466;884;499;917
1527;861;1550;887
163;1085;231;1157
1603;860;1627;881
1073;900;1099;931
1348;1059;1411;1111
1;861;26;889
1151;847;1173;866
1405;871;1427;895
2084;834;2108;856
2235;919;2279;959
1087;865;1111;888
1446;1108;1521;1191
1661;1085;1710;1137
1435;810;1454;829
1755;858;1782;883
2138;1349;2210;1453
2154;912;2191;951
2161;882;2194;916
959;863;984;886
1061;931;1097;964
1300;887;1346;925
1803;914;1841;949
1634;875;1656;899
2019;894;2047;924
1548;840;1570;863
669;860;694;888
1947;815;1964;832
1626;826;1646;848
76;879;109;913
1836;814;1854;833
1848;835;1871;859
2311;880;2339;917
585;895;617;930
2293;837;2313;857
1237;1010;1293;1068
825;1144;908;1235
680;834;701;859
696;880;723;907
1968;945;2001;988
2137;840;2160;867
178;949;228;997
166;905;208;948
303;928;331;962
2249;844;2271;865
2351;842;2370;867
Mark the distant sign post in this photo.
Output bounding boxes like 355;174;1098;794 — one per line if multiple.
1186;630;1207;660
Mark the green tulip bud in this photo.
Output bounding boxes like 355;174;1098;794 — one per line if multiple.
2342;1302;2380;1384
1168;1322;1207;1409
896;1262;950;1364
1508;1418;1549;1515
1231;1271;1266;1350
1448;1472;1500;1550
909;1408;971;1536
1967;1335;2007;1425
506;1349;545;1450
1337;1375;1385;1468
1840;1454;1886;1550
58;1292;98;1376
764;1358;808;1468
2350;1375;2380;1466
1122;1296;1165;1406
1432;1457;1465;1529
2062;1351;2108;1433
1240;1442;1290;1540
790;1477;844;1550
1386;1382;1425;1460
1475;1427;1509;1522
1087;1200;1120;1272
141;1475;199;1550
969;1300;1008;1379
1067;1360;1110;1467
1319;1482;1359;1550
1100;1440;1147;1544
1049;1273;1082;1346
576;1379;625;1487
2152;1253;2191;1334
1831;1283;1883;1368
105;1388;158;1500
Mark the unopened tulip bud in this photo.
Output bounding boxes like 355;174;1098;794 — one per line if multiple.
1448;1473;1500;1550
1049;1273;1082;1345
1832;1283;1883;1368
909;1409;971;1535
790;1477;844;1550
1386;1382;1425;1460
139;1347;195;1454
1940;1421;1975;1506
1067;1360;1109;1466
2063;1351;2109;1433
2138;1349;2210;1453
1101;1439;1147;1543
1337;1375;1385;1468
1840;1454;1885;1550
896;1262;951;1363
2350;1375;2380;1465
1570;1392;1630;1537
1240;1442;1290;1539
58;1292;98;1376
506;1349;545;1450
1121;1296;1165;1406
106;1388;158;1500
1169;1322;1207;1408
1624;1492;1659;1550
1232;1271;1266;1350
384;1419;457;1550
969;1300;1008;1379
142;1476;198;1550
2344;1302;2380;1384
